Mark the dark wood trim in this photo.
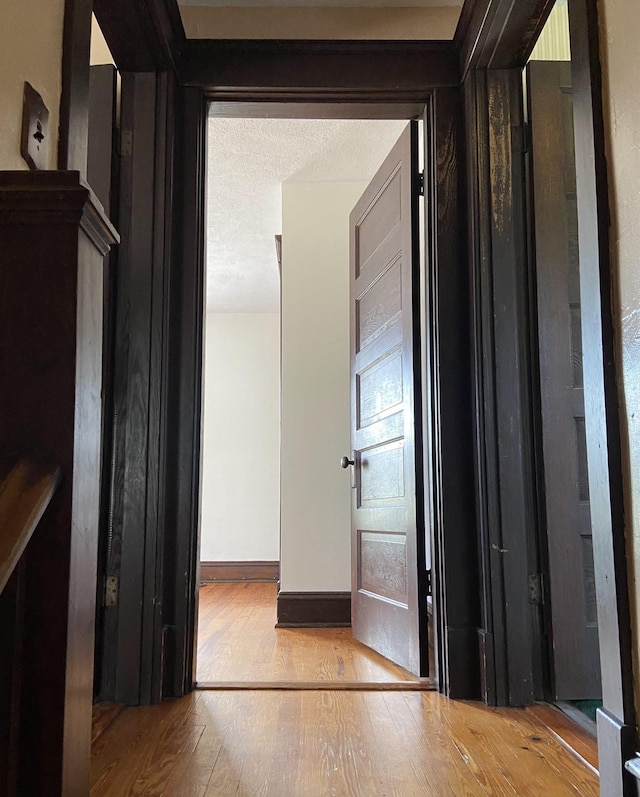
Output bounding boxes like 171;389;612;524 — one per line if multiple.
58;0;93;173
0;171;117;796
424;87;478;698
487;69;541;707
200;561;279;583
93;0;186;73
455;0;556;79
181;39;460;99
171;90;469;699
95;72;177;707
277;592;351;627
463;68;507;707
162;85;207;699
209;101;429;120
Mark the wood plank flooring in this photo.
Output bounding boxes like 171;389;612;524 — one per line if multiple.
90;690;599;796
196;582;419;684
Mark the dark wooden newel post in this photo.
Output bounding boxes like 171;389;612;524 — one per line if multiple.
0;171;118;796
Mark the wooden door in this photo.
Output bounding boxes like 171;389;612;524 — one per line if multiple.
527;61;601;699
348;122;427;677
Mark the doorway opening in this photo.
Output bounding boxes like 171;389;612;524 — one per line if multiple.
195;113;434;687
525;0;602;733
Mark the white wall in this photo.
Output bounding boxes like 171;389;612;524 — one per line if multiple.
0;0;65;170
179;5;459;40
200;313;280;562
600;0;640;714
280;181;366;593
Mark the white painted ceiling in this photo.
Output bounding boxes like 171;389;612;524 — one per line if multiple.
206;117;407;313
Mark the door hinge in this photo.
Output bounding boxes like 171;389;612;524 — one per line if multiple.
118;129;133;157
418;171;425;196
528;573;543;605
425;569;432;597
105;575;119;607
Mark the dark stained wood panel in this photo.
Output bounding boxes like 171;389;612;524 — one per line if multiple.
359;531;408;604
276;593;352;628
357;348;403;428
360;441;405;505
0;171;117;796
357;259;403;351
181;40;460;99
356;169;401;272
350;123;426;676
93;0;185;73
527;60;601;700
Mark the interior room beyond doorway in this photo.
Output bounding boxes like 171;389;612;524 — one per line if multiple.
197;116;423;686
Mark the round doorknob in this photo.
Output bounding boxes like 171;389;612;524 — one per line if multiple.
341;456;355;468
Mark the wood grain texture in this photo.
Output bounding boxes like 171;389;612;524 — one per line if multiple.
0;455;60;595
350;122;425;677
90;689;599;796
93;0;185;73
91;703;124;747
526;703;598;774
426;87;479;699
196;583;416;684
0;172;117;796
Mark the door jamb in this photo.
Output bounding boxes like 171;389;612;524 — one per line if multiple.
190;89;476;696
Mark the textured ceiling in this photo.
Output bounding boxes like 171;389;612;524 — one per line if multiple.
207;117;407;313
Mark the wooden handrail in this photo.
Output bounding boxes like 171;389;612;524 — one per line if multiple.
0;455;61;595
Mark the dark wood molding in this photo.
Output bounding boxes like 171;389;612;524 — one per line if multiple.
200;561;279;583
424;87;479;698
464;68;506;706
93;0;186;73
180;39;460;99
455;0;555;79
277;592;351;627
58;0;93;173
95;72;178;707
162;85;207;699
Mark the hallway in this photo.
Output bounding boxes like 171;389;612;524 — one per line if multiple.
89;581;599;794
90;689;599;795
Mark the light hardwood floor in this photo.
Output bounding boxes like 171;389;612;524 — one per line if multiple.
90;582;598;795
90;689;599;796
196;582;419;684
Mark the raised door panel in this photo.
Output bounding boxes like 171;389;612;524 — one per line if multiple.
349;122;425;676
527;60;601;699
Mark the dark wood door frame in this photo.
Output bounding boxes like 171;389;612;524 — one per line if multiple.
457;0;635;793
57;5;636;789
198;84;476;698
